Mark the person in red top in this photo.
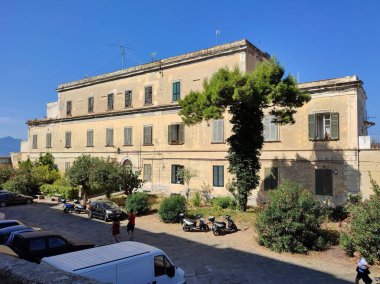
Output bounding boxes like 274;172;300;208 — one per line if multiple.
110;218;120;243
127;209;136;240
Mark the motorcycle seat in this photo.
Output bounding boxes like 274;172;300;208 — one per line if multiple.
214;221;226;227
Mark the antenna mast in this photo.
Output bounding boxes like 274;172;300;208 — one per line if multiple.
109;44;134;69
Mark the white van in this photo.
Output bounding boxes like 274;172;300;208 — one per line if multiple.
41;241;186;284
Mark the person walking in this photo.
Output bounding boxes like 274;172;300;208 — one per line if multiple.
110;218;120;243
127;209;136;240
354;251;372;284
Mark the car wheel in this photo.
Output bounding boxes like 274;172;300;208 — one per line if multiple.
0;201;6;207
26;199;32;204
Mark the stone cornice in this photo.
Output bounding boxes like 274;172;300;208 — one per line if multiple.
27;104;182;126
57;39;270;92
298;75;363;95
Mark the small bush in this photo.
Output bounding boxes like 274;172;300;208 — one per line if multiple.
110;195;127;207
212;196;235;209
39;184;78;199
327;205;349;222
125;192;149;216
255;181;327;253
340;197;380;264
158;194;187;223
192;191;201;207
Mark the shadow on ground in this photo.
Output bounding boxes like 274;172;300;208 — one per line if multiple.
1;203;351;284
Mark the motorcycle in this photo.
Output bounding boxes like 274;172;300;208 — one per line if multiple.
208;215;238;236
179;213;210;232
61;198;87;214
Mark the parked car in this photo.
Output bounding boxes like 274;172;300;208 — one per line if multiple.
0;219;24;229
0;192;33;207
87;200;123;222
5;231;95;263
0;225;35;245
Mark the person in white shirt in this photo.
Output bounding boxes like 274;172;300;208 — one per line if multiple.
354;251;372;284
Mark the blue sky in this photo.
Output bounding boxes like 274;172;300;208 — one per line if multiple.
0;0;379;140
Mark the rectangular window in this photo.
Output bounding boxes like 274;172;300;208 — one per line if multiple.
66;101;72;116
263;115;279;142
65;162;70;170
32;134;38;149
107;94;114;110
144;86;153;105
264;167;278;191
171;165;184;184
172;81;181;101
213;166;224;187
46;133;52;148
124;127;133;146
315;169;333;196
168;124;184;145
87;130;94;147
212;119;224;143
88;97;94;113
106;128;114;147
125;90;132;108
143;164;152;182
65;131;71;148
309;112;339;140
143;126;153;145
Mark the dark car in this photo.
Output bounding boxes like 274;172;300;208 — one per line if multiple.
0;225;35;245
88;200;123;222
0;219;24;229
0;192;33;207
8;231;95;263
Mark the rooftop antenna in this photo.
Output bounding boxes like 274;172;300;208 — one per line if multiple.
215;30;221;45
297;72;300;83
109;44;135;69
150;52;157;62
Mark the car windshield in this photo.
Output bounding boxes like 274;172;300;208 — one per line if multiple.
103;202;118;209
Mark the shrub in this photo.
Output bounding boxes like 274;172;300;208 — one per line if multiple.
110;195;127;207
255;182;327;253
340;197;380;264
125;192;150;216
2;174;39;196
212;196;235;209
192;191;201;207
39;184;78;199
0;167;14;186
158;194;187;223
327;205;349;222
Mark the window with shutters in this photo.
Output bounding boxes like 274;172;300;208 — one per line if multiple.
315;169;333;196
143;125;153;145
308;112;339;140
107;94;114;110
125;90;132;108
106;128;114;147
144;86;153;105
264;167;278;191
168;124;184;145
172;81;180;101
143;164;152;182
46;133;52;148
212;119;224;143
171;165;184;184
87;130;94;147
32;134;38;149
213;166;224;187
124;127;133;146
88;97;94;113
66;101;72;116
65;131;71;148
263;115;279;142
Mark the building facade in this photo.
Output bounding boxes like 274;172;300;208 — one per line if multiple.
16;39;377;205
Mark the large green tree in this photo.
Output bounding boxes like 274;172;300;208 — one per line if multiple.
179;58;310;211
90;158;120;198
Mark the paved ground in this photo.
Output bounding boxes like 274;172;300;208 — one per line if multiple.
1;201;379;284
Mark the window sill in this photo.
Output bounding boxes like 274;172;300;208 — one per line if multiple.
143;144;154;146
123;144;133;146
211;142;226;144
65;147;71;149
264;140;281;143
86;146;94;147
105;145;114;147
213;185;224;188
310;138;339;142
144;103;153;106
169;142;184;145
124;106;133;109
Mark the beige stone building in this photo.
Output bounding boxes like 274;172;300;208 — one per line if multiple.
15;39;378;205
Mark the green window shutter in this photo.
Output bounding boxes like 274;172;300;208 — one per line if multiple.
179;124;184;144
106;128;113;146
171;165;176;183
144;126;152;145
87;130;93;147
88;97;94;113
125;90;132;107
308;114;316;140
145;86;152;105
65;132;71;148
168;125;172;144
67;101;72;116
46;133;51;148
124;127;132;145
331;112;339;140
315;169;333;196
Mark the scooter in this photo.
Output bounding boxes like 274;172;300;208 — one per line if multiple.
208;215;238;236
73;199;87;214
61;198;86;214
179;213;210;232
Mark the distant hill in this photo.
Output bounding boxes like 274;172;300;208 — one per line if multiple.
0;136;21;156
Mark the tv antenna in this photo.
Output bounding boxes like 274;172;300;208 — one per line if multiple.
150;52;157;62
215;30;221;45
109;44;135;69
